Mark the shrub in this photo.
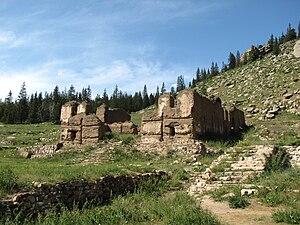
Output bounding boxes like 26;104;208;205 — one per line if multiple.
228;194;250;209
264;146;291;172
0;167;18;193
122;136;135;145
273;209;300;224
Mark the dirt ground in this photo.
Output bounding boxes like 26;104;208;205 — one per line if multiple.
200;195;289;225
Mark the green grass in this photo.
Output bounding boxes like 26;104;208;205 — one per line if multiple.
0;124;193;198
0;123;60;148
2;191;220;225
255;168;300;208
228;194;250;209
103;132;140;144
131;111;143;127
273;209;300;224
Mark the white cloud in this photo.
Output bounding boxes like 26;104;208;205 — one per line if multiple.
0;31;25;47
0;58;193;100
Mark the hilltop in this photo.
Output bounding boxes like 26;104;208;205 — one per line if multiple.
196;40;300;121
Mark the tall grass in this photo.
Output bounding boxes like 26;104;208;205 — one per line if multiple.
2;192;220;225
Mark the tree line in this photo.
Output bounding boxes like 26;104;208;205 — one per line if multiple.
189;22;299;87
0;81;174;124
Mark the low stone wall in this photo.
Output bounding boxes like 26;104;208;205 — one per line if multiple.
0;171;167;220
17;143;63;158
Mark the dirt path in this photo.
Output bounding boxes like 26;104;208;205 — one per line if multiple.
200;195;288;225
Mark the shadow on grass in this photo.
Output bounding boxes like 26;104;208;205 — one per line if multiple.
197;125;252;147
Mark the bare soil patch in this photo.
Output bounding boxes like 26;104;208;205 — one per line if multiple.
200;195;288;225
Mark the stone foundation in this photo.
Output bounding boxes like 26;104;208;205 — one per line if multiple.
0;171;167;220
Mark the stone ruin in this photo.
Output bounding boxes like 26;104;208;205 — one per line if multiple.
60;101;137;145
141;89;246;142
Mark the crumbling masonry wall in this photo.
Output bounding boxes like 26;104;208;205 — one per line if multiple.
141;89;246;141
60;102;137;145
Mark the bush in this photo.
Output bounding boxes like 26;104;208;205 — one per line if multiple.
264;146;291;172
228;194;250;209
273;209;300;224
0;167;18;193
122;136;135;145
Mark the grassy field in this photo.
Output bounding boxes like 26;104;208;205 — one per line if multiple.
0;123;60;149
0;123;222;224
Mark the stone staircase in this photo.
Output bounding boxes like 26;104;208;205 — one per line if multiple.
188;145;275;195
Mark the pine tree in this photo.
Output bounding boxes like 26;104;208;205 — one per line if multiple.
28;93;39;123
142;84;150;108
3;90;16;124
284;23;297;42
236;51;241;67
228;52;236;69
191;78;196;87
67;84;76;101
272;37;280;55
268;34;274;48
196;67;201;81
102;89;109;106
17;82;29;123
41;92;51;122
176;75;185;92
298;21;300;38
161;82;166;94
149;93;155;106
50;85;62;124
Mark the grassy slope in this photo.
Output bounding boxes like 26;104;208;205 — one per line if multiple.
196;40;300;146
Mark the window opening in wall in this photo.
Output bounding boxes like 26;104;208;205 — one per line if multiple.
70;131;77;141
169;127;175;137
170;96;175;108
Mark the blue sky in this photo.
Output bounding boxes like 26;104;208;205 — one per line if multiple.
0;0;299;100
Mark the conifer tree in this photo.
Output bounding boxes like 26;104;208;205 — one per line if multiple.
3;90;16;124
161;82;166;94
28;93;39;123
102;89;109;106
268;34;274;48
272;37;280;55
176;75;185;92
67;84;76;101
50;85;62;124
17;82;29;123
298;21;300;38
142;84;150;108
228;52;236;69
196;67;201;81
236;51;241;67
284;23;297;42
149;93;155;106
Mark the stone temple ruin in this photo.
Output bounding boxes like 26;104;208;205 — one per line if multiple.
60;101;137;144
141;89;246;142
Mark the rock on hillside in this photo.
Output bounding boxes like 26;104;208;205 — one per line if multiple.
196;40;300;121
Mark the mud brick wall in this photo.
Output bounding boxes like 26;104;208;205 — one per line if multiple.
0;171;167;220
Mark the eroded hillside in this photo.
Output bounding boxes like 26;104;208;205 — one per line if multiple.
196;40;300;121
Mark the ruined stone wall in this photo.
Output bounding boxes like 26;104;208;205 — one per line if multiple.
96;104;107;122
82;115;103;144
96;104;130;124
108;121;138;134
77;101;91;115
191;92;226;137
228;106;246;132
0;171;167;220
105;109;131;124
60;114;102;144
60;101;78;125
141;89;246;141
